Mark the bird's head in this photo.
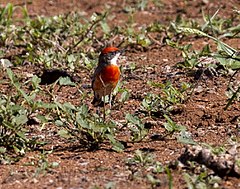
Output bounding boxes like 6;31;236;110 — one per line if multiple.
99;47;123;65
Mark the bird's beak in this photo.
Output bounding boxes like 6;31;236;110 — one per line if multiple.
118;49;125;55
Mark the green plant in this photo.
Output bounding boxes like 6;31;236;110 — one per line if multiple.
167;9;240;70
0;69;48;157
34;150;59;177
225;84;240;110
0;3;21;26
55;103;124;152
201;143;226;156
167;40;212;69
0;94;29;155
176;26;239;69
119;89;130;104
163;114;186;134
169;10;240;108
165;166;173;189
0;5;109;70
184;172;222;189
201;8;239;37
7;68;56;114
177;130;196;145
152;161;164;174
141;93;163;116
163;115;197;145
126;150;154;166
146;174;161;188
125;113;148;142
141;81;190;116
126;151;176;189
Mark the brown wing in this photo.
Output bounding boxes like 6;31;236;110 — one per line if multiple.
91;65;104;106
92;65;103;90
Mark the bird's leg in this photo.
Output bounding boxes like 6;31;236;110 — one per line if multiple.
99;74;106;122
94;92;101;116
109;93;112;110
103;89;106;122
96;106;100;117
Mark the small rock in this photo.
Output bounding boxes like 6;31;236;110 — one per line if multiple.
194;86;204;93
0;59;13;68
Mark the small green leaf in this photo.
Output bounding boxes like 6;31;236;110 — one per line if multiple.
0;147;6;153
16;131;28;140
125;113;140;125
119;90;130;103
101;21;110;34
67;54;77;63
76;113;89;128
106;134;124;152
59;77;76;86
229;60;240;70
217;42;234;56
177;131;197;145
36;115;49;123
13;145;21;154
36;101;56;109
200;44;211;56
31;75;41;89
79;104;88;116
6;68;14;81
58;129;71;139
137;34;151;47
55;120;64;126
163;122;174;132
13;114;28;126
146;174;161;186
63;102;76;110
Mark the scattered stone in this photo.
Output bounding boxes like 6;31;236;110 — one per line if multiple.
194;85;204;93
179;145;240;177
0;59;13;68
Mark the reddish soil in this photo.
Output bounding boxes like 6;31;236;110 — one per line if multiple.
0;0;240;189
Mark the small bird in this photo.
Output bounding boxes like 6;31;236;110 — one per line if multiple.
92;47;122;118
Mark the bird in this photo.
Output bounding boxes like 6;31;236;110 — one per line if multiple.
91;47;122;119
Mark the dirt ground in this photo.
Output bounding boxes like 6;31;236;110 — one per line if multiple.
0;0;240;189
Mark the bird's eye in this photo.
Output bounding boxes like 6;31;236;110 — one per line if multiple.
110;51;116;55
106;51;116;59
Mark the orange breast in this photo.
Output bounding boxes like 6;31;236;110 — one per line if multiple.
101;65;120;83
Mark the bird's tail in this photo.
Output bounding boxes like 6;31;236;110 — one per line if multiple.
92;95;102;107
